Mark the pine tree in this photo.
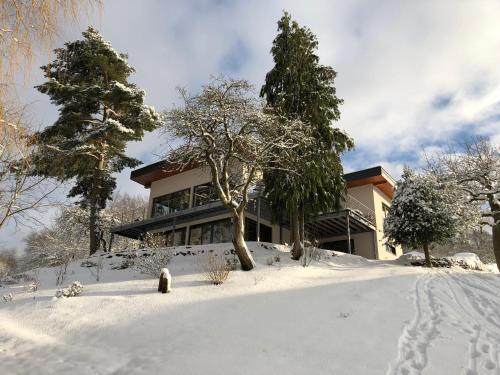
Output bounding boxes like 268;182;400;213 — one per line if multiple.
33;27;161;255
383;168;476;267
260;12;353;259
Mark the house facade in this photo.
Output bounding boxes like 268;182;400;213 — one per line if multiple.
111;162;402;260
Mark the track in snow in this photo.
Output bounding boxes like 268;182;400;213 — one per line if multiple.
387;271;500;375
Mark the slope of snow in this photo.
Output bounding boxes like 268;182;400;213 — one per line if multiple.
1;243;499;375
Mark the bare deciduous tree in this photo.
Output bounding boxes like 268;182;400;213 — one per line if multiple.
0;110;59;230
1;0;100;231
162;77;311;271
426;138;500;269
22;194;147;267
24;210;88;284
0;0;101;99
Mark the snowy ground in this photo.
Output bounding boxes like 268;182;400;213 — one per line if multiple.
1;243;499;375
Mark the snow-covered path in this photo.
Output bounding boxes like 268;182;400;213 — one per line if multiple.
388;271;500;375
1;244;499;374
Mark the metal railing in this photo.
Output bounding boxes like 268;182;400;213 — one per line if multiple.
114;192;377;229
343;194;376;226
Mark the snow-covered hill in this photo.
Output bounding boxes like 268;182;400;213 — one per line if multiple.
0;243;499;374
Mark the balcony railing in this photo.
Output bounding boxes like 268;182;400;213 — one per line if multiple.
113;192;376;232
343;194;376;226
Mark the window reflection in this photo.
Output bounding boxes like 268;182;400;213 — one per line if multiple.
189;219;233;245
152;189;190;217
193;183;219;207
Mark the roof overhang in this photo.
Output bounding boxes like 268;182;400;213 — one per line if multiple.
130;160;397;199
345;166;396;199
131;161;199;188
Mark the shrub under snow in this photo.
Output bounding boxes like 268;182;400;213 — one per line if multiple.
447;253;486;271
198;251;231;285
133;249;173;278
55;281;83;298
399;252;486;271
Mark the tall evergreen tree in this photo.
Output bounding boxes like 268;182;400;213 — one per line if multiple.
33;27;161;255
260;12;353;259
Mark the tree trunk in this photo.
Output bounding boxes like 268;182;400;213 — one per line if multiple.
493;216;500;271
291;211;303;260
89;149;105;255
423;242;432;268
299;204;305;243
232;213;255;271
89;198;99;255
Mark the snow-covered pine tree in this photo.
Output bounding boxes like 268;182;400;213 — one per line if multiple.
384;168;477;267
32;27;161;255
260;12;353;260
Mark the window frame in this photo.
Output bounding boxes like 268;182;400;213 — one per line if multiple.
188;218;233;245
151;188;191;217
192;182;219;207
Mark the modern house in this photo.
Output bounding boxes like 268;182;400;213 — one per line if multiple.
111;162;402;260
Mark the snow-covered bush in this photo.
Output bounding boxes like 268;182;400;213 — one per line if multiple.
401;252;486;271
2;293;13;302
133;249;173;278
384;168;478;267
198;251;231;285
302;245;323;267
398;251;425;263
448;253;486;271
55;281;83;298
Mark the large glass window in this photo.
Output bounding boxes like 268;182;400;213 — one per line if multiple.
151;189;190;217
382;203;390;220
244;218;272;242
166;228;186;246
260;223;272;243
213;220;232;243
189;226;202;245
189;219;232;245
193;183;219;207
245;218;257;241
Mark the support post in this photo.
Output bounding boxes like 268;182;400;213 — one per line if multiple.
346;211;352;254
171;216;177;246
372;230;378;260
256;195;261;242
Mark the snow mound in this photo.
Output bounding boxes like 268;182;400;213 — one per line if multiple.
447;253;486;271
397;251;425;263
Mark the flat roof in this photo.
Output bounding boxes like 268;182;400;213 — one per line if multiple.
344;166;396;199
131;161;396;198
130;161;198;188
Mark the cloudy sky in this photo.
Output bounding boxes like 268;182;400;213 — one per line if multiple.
3;0;500;251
